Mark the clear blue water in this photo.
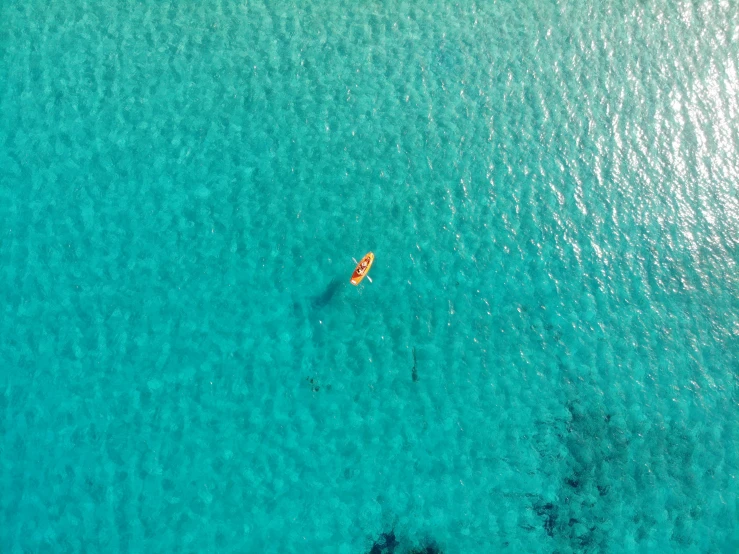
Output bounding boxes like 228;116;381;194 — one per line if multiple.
1;0;737;552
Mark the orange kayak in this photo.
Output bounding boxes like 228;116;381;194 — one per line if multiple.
350;252;374;285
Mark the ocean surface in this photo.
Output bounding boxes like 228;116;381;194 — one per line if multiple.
1;0;737;552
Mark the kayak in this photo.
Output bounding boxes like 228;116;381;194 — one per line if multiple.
350;252;374;285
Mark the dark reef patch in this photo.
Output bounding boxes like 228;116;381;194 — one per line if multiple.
533;501;557;537
367;530;398;554
407;541;443;554
305;376;330;392
526;397;632;551
364;530;443;554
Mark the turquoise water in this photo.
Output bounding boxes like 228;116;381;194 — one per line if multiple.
1;0;737;552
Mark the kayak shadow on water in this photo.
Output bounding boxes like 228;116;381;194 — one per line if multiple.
291;276;345;333
311;277;343;310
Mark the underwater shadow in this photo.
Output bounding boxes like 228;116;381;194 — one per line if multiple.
363;529;443;554
311;277;343;309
